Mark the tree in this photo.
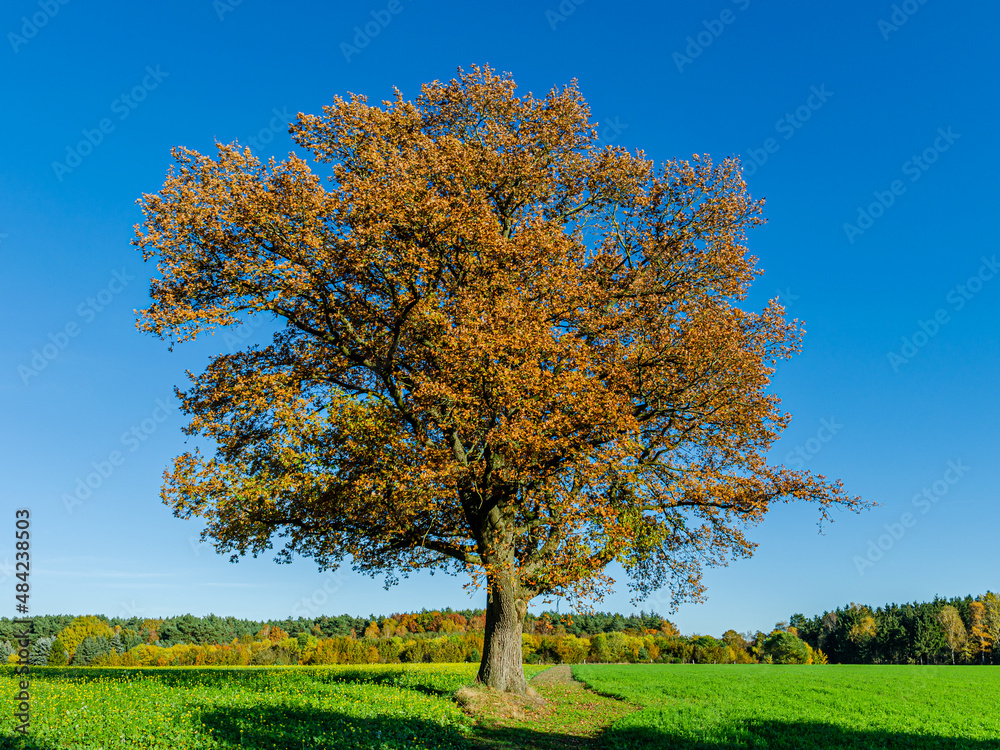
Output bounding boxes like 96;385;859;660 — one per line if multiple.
914;612;946;665
817;611;838;653
846;606;877;663
660;619;681;639
47;639;68;666
936;605;967;664
874;608;909;664
73;635;111;666
29;636;55;665
57;616;114;661
968;600;993;664
133;64;867;695
764;630;810;664
692;635;727;664
982;592;1000;664
721;629;748;662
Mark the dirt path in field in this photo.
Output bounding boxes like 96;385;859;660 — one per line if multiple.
529;665;577;685
462;666;636;749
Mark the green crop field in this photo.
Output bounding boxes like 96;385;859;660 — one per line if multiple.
0;664;548;749
4;663;1000;749
575;664;1000;749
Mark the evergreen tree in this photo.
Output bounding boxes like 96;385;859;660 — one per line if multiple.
914;612;947;665
29;636;55;665
47;639;68;666
874;608;909;664
74;636;111;666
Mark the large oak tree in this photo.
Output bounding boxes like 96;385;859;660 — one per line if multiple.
134;65;867;695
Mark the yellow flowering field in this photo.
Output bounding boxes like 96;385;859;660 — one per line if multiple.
0;663;548;749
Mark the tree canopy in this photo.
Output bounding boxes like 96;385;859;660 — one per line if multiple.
134;65;867;692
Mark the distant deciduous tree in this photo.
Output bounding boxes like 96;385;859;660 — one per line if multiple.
936;605;967;665
968;600;993;664
58;616;114;661
764;630;810;664
982;592;1000;664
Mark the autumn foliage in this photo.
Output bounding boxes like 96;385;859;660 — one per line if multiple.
7;593;999;668
133;65;867;693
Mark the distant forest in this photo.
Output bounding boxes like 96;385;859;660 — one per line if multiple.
0;608;666;645
2;592;996;667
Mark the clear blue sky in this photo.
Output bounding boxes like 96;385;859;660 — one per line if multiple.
2;0;997;637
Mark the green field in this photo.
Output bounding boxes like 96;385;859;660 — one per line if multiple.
0;664;545;749
3;664;1000;749
575;664;1000;749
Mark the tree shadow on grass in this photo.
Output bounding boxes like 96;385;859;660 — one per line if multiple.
473;724;613;750
0;706;593;750
306;666;459;697
202;702;614;750
24;666;289;689
27;666;459;698
599;720;1000;750
196;704;479;749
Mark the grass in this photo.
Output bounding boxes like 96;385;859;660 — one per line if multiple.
0;664;545;749
3;663;1000;749
574;664;1000;749
460;666;636;749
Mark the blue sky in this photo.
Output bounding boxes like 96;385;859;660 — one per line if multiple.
2;0;997;637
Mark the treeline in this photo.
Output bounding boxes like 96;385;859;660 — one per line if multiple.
0;616;813;668
0;609;801;667
791;593;1000;665
0;609;666;649
2;592;997;667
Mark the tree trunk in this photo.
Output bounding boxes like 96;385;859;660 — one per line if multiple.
476;568;530;695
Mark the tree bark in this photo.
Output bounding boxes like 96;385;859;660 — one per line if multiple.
476;567;530;695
